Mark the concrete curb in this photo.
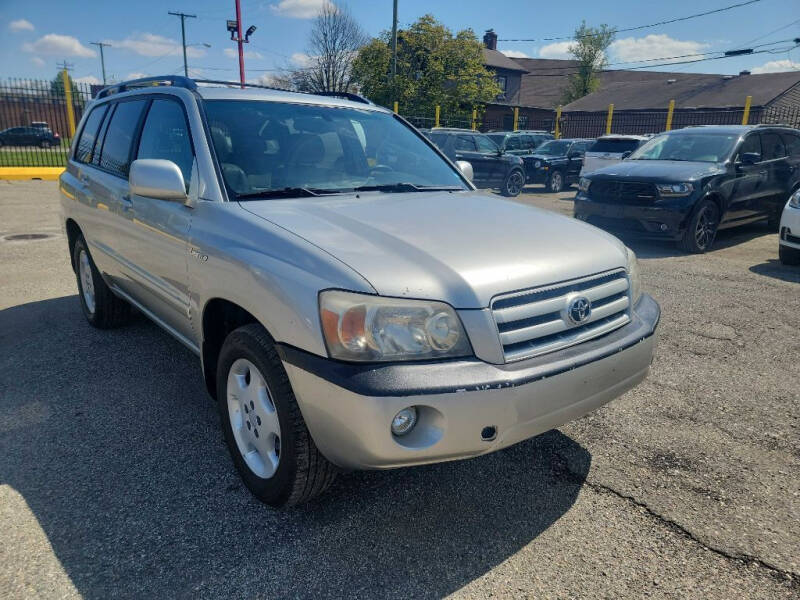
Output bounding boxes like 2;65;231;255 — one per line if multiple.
0;167;64;181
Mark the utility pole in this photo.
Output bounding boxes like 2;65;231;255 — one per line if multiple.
390;0;398;83
234;0;245;87
57;61;76;138
89;42;111;84
168;11;197;77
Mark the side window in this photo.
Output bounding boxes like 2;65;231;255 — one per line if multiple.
474;134;498;154
98;100;147;177
520;135;534;150
738;134;761;159
455;135;476;151
75;105;107;164
506;136;522;151
761;133;786;161
781;133;800;157
137;99;194;188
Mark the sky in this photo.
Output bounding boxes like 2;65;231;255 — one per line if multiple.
0;0;798;86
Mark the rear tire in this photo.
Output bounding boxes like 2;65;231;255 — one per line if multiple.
679;199;719;253
216;324;337;507
546;170;564;193
779;244;800;265
72;236;132;328
501;169;525;197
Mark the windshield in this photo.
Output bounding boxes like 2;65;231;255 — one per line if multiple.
535;140;571;156
204;100;467;197
628;132;739;163
486;134;506;147
588;139;642;154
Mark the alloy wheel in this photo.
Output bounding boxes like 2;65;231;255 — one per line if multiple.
507;171;524;196
695;205;717;250
226;358;281;479
78;249;96;314
550;171;563;193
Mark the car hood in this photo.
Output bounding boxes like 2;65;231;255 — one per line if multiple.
587;159;725;182
241;191;627;308
530;153;566;162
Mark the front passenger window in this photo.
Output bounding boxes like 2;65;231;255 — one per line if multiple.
738;134;761;160
137;99;195;189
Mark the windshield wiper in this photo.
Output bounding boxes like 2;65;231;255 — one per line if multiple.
352;183;464;193
236;187;341;200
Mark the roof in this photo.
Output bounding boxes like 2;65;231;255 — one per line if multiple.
482;48;529;73
196;86;384;110
561;71;800;111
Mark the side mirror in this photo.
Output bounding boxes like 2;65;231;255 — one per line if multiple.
739;152;760;165
129;159;188;201
455;160;474;183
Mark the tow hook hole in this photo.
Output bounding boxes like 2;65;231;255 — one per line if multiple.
481;426;497;441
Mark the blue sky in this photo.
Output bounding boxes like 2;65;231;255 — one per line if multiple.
1;0;798;85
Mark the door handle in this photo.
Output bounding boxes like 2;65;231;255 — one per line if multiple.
758;170;768;176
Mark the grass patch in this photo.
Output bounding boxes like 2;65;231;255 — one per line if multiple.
0;148;69;167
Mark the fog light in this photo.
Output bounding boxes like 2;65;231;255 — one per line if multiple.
660;223;668;231
391;407;418;436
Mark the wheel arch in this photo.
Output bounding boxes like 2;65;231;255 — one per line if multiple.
201;298;262;399
65;218;82;272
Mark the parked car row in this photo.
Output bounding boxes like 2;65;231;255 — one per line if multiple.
0;124;61;148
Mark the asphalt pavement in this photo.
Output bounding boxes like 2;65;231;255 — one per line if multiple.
1;180;797;599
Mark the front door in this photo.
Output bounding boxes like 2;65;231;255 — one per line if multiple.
453;134;492;187
727;133;766;224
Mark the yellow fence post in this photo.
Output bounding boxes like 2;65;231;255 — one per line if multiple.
554;105;562;139
605;103;614;135
665;99;675;131
742;95;752;125
435;105;440;128
513;107;519;131
471;108;477;131
62;68;76;139
393;101;398;114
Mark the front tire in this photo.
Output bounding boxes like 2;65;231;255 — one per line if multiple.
72;236;132;328
216;324;337;507
679;199;719;253
501;169;525;197
546;170;564;193
779;244;800;265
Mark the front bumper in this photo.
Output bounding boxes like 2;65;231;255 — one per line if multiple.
779;204;800;249
279;294;660;470
574;194;694;241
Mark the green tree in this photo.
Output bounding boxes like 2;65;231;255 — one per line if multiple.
561;21;616;104
352;15;501;120
50;72;88;107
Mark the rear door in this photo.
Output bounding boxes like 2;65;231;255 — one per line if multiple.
759;132;787;214
119;97;196;339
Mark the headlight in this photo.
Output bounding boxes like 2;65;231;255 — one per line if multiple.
656;182;693;197
319;290;472;362
626;247;642;305
578;177;591;193
789;189;800;209
534;160;541;168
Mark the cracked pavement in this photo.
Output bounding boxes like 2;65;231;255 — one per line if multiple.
1;181;798;599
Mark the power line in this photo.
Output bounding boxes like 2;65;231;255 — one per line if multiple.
168;11;197;77
499;0;764;42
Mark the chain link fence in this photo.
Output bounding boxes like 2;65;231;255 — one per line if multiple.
1;76;798;167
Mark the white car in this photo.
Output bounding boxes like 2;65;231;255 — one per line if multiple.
580;135;649;176
779;189;800;265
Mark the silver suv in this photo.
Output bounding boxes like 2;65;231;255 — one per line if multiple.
59;77;660;506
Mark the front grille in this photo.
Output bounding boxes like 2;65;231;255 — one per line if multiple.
590;180;658;204
491;269;631;362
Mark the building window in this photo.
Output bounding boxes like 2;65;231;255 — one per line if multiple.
496;75;507;92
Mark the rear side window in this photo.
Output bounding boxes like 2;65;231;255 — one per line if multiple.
137;99;194;188
98;100;147;177
589;139;641;153
760;133;786;161
75;105;107;164
781;133;800;157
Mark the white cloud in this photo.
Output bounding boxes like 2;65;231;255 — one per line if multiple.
9;19;34;32
223;47;263;59
751;59;800;74
125;72;149;80
501;49;530;58
610;34;709;63
22;34;95;58
538;41;573;60
30;56;45;67
110;33;205;58
270;0;333;19
73;75;101;85
290;52;315;68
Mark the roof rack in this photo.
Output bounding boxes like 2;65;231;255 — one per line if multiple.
95;75;373;105
754;123;795;128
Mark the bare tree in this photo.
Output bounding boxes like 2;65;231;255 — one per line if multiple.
290;3;366;93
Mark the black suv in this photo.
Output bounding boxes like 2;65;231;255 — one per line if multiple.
526;138;593;192
0;125;61;148
428;128;526;196
574;125;800;253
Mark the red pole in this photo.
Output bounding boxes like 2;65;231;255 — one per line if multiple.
235;0;245;87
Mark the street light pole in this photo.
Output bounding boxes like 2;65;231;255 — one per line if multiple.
235;0;245;87
89;42;111;84
168;11;197;77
